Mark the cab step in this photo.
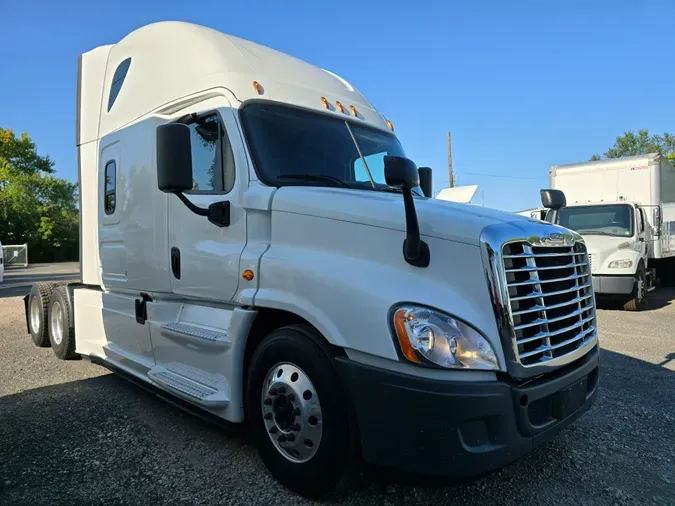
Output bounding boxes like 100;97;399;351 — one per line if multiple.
148;366;229;407
160;322;230;349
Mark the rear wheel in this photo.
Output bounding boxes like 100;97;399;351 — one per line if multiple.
624;264;646;311
48;285;78;360
246;324;353;499
28;282;55;347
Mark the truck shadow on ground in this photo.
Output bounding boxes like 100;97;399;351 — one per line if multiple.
595;286;675;312
0;348;673;505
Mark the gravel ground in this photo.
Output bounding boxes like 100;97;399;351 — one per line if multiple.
0;265;673;505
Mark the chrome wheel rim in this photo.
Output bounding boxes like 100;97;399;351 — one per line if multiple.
51;301;64;345
637;275;645;302
30;296;41;334
261;362;322;463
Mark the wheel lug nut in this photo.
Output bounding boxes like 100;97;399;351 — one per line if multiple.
287;393;295;401
263;413;272;420
269;388;278;395
278;434;287;442
286;433;296;442
264;398;272;406
269;426;278;434
278;386;286;394
293;408;301;416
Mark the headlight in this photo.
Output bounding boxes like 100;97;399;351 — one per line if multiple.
608;259;633;269
392;306;498;370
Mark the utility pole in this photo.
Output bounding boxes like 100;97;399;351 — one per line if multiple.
447;132;454;188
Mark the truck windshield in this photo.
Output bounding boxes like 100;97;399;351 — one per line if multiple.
555;204;634;237
240;102;412;191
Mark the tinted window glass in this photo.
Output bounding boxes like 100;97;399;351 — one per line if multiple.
186;114;234;193
104;161;116;214
556;204;634;237
107;58;131;112
240;103;406;190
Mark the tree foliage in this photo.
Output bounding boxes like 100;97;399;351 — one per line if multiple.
591;129;675;164
0;128;78;262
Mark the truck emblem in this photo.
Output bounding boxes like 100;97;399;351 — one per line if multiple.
536;232;573;247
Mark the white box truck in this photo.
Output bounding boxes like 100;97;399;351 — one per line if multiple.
547;154;675;310
23;21;599;498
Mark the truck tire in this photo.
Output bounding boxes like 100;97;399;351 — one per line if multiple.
48;285;78;360
246;324;353;499
623;264;646;311
28;282;55;347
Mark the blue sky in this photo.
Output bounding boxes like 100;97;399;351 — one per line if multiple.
2;0;673;212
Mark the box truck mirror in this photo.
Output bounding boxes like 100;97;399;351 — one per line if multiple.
540;189;567;210
418;166;433;198
156;123;230;227
385;156;430;268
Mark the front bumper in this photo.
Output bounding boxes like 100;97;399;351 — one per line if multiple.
335;345;599;477
592;274;634;295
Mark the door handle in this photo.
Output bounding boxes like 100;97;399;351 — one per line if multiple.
171;247;181;279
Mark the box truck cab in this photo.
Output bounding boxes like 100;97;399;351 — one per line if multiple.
547;154;675;311
24;22;599;498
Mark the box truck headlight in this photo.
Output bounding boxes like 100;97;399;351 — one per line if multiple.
608;259;633;269
392;306;498;370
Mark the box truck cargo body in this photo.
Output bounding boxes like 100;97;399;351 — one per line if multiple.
549;154;675;310
23;21;599;498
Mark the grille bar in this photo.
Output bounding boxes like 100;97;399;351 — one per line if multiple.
511;292;594;316
514;302;595;331
510;282;592;301
501;240;596;367
518;326;596;359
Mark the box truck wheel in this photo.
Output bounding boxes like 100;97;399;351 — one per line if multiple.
48;286;78;360
28;282;55;347
246;324;353;499
624;264;646;311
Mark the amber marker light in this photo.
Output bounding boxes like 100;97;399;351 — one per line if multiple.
335;101;345;113
349;105;358;116
252;81;263;95
386;119;394;131
321;96;330;109
393;309;421;364
242;270;255;281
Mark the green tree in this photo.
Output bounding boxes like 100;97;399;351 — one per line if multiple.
0;128;78;262
590;129;675;164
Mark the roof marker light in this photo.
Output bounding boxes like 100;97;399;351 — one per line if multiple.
349;105;358;116
252;81;263;95
386;119;394;131
321;97;330;109
335;101;345;113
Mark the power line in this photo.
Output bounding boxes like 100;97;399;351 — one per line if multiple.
457;172;538;180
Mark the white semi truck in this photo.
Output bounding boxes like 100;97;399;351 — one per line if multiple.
547;154;675;311
24;22;599;498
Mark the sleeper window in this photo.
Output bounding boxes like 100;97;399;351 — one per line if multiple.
186;114;235;193
107;58;131;112
104;161;116;214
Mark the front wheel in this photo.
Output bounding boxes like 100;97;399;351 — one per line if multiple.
623;265;646;311
246;325;353;499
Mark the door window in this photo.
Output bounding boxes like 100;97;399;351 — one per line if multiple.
184;113;235;194
637;207;645;233
104;160;116;215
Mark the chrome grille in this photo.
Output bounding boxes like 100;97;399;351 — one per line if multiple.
502;241;596;367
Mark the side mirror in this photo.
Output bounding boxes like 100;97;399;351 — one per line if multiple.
540;189;567;210
418;166;433;198
654;207;662;236
385;156;420;189
384;156;430;268
157;123;193;193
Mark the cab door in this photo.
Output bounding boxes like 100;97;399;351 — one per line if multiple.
166;99;248;302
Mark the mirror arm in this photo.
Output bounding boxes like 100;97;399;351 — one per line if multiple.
402;187;430;268
175;192;209;217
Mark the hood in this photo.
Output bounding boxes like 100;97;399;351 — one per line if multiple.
579;234;637;254
271;186;540;245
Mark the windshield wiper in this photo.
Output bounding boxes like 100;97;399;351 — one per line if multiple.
276;174;352;189
576;230;620;236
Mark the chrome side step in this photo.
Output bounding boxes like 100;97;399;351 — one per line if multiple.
160;322;230;349
148;366;229;407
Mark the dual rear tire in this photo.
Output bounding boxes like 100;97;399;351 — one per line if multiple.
27;283;77;360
